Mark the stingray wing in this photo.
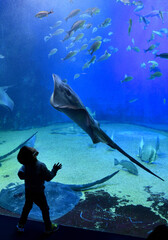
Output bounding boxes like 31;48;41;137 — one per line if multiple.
50;74;101;143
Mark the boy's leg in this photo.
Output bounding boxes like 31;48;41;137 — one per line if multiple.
17;190;33;228
33;191;52;231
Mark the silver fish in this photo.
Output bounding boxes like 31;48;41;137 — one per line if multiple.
97;50;111;62
114;158;138;175
65;9;80;21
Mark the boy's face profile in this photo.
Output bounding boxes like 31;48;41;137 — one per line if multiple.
17;146;39;165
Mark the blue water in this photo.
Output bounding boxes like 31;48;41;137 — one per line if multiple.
0;0;168;130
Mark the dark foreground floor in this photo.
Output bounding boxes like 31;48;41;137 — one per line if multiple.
0;215;145;240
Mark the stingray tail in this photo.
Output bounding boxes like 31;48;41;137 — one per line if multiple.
107;140;164;181
0;132;38;162
96;128;164;181
69;170;119;191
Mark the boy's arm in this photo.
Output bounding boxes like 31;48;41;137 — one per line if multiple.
42;162;62;182
18;165;25;180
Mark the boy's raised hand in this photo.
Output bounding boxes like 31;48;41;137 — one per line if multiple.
53;162;62;171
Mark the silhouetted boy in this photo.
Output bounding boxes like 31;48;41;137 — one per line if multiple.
16;146;62;234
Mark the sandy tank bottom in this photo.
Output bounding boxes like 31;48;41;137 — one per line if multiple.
0;122;168;237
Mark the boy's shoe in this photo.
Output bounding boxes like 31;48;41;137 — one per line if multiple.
16;223;24;233
45;223;59;234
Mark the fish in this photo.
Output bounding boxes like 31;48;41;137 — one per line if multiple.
136;14;150;28
88;55;96;65
132;38;135;45
148;60;158;66
108;32;113;36
144;10;163;21
103;38;111;43
117;0;130;5
80;44;88;51
0;54;5;59
132;46;140;52
61;50;78;61
74;74;80;79
88;41;102;55
152;49;159;55
48;48;58;58
0;86;14;111
91;36;102;41
72;33;84;43
147;32;155;43
126;45;131;51
114;158;138;175
61;31;74;42
149;72;162;80
134;4;144;12
148;60;159;70
49;20;62;29
90;7;100;16
163;98;166;104
97;50;111;62
66;42;75;50
128;18;132;36
82;55;97;70
160;28;168;34
129;98;138;103
51;28;64;36
152;30;163;38
83;7;100;17
50;74;164;181
138;137;159;163
121;75;133;83
144;43;159;53
65;9;80;21
44;35;51;42
155;53;168;59
99;18;111;28
67;20;86;36
141;63;146;69
79;13;92;18
85;23;92;29
132;1;143;6
108;46;118;53
82;61;90;70
92;27;98;33
35;10;53;19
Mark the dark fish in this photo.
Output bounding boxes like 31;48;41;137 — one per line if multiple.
156;53;168;59
128;18;132;36
67;20;85;36
99;18;111;28
114;158;138;175
88;41;102;55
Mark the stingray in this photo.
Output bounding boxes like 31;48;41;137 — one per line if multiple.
0;132;37;162
0;85;14;111
50;74;164;181
0;170;119;220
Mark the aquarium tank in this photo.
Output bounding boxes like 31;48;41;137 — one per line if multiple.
0;0;168;238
